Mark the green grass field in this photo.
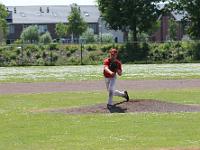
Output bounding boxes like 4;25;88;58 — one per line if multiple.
1;89;200;150
1;64;200;149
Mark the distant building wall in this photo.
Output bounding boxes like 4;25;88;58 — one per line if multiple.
99;20;124;43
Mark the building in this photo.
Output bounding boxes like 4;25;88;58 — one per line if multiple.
6;5;124;44
6;5;187;44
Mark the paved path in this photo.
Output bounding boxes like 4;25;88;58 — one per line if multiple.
0;79;200;94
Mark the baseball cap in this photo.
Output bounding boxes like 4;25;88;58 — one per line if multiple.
109;48;118;54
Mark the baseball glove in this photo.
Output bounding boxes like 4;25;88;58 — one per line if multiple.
109;61;118;72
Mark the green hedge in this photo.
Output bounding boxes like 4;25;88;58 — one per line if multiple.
0;41;200;66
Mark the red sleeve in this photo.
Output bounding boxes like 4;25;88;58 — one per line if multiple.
103;58;109;67
117;60;122;71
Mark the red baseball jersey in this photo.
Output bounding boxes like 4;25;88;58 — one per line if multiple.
103;58;122;78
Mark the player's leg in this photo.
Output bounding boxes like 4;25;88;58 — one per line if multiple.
105;78;113;106
111;77;129;101
114;90;124;97
107;76;118;105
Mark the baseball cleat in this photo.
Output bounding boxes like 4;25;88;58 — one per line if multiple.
124;91;129;101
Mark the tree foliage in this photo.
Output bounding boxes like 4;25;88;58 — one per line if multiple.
67;4;87;42
101;33;114;43
168;18;178;41
0;3;8;41
55;23;67;38
97;0;161;42
80;28;96;43
39;32;52;44
170;0;200;39
20;25;39;43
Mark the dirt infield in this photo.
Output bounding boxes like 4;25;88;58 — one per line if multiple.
2;79;200;114
1;79;200;94
31;99;200;114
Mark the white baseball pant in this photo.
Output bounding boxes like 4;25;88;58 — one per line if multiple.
105;76;125;105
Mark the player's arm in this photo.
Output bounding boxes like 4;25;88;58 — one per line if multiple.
116;62;122;76
104;65;115;76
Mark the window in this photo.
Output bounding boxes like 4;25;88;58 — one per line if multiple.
9;24;15;34
38;25;48;33
22;24;48;34
88;23;98;34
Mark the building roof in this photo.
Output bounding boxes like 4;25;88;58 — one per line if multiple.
7;5;100;24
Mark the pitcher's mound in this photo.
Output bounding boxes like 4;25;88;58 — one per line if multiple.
33;99;200;114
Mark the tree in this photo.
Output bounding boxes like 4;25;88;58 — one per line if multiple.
0;3;8;43
101;33;114;43
67;3;87;43
39;32;52;44
97;0;161;43
20;25;39;43
80;28;96;43
55;23;67;39
170;0;200;39
168;18;178;41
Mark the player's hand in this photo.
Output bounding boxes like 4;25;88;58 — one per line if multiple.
117;69;122;76
110;71;115;76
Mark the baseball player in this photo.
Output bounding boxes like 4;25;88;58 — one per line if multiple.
103;48;129;109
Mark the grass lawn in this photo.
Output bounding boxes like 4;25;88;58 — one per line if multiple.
1;63;200;82
1;89;200;150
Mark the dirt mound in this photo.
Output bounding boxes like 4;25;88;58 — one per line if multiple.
33;99;200;114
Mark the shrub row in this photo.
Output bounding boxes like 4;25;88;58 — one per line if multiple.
0;41;200;66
